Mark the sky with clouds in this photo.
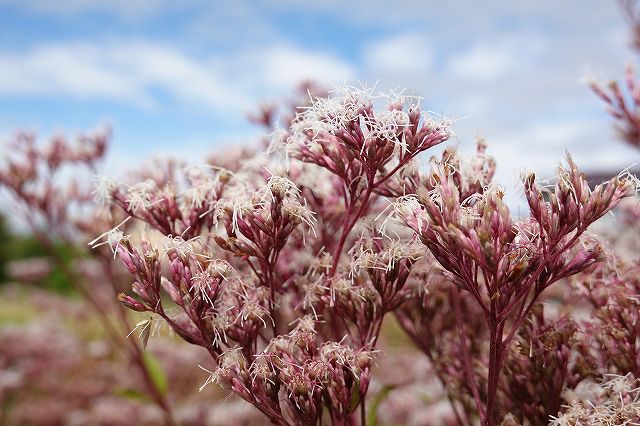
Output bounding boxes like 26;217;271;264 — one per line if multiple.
1;0;639;202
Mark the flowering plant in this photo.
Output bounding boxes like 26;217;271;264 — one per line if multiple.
83;83;638;426
4;4;640;423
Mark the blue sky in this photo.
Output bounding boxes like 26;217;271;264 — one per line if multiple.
1;0;639;198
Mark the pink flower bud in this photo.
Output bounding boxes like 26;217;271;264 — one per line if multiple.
161;276;184;306
132;281;151;302
117;293;147;312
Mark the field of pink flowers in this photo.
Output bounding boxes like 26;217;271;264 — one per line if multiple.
3;3;640;426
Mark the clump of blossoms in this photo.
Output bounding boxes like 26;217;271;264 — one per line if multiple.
499;303;581;424
571;255;640;379
391;154;638;425
550;374;640;425
588;0;640;238
96;86;452;425
589;64;640;149
590;0;640;149
92;81;639;425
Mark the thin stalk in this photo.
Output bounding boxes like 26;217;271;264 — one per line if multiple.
485;320;504;426
452;287;485;422
329;183;374;278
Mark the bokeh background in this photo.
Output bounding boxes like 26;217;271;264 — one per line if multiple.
1;0;639;198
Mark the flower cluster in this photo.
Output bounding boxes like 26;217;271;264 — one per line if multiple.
391;154;637;424
75;76;640;426
550;374;640;425
589;1;640;150
5;62;640;424
87;86;455;425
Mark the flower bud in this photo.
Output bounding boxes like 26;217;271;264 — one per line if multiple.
118;293;147;312
132;281;151;303
161;276;184;306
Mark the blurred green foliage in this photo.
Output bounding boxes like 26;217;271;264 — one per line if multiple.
143;353;169;396
0;213;76;293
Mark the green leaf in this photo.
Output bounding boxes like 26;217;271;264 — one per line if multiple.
143;353;168;396
350;383;362;412
367;384;396;426
114;387;151;402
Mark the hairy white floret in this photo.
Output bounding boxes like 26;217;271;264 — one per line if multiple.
88;216;132;258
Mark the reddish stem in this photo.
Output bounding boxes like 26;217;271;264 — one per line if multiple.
329;183;374;278
451;287;485;422
485;319;504;426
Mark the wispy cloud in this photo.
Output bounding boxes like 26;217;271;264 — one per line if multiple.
0;44;146;103
0;41;354;114
448;43;519;82
364;33;432;74
257;45;354;90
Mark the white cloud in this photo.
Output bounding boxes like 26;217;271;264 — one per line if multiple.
0;41;355;115
0;45;147;104
106;43;252;112
259;46;354;89
517;120;587;149
448;43;517;82
364;33;432;74
484;117;638;198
